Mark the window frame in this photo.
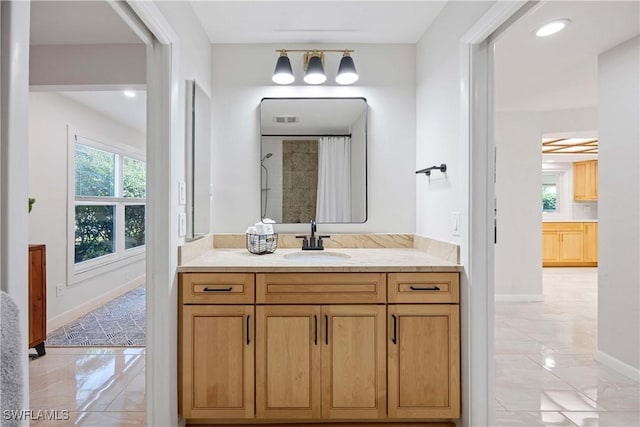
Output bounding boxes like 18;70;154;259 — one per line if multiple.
67;127;146;284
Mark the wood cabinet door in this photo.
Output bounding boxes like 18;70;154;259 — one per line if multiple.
388;304;460;419
321;305;386;419
256;305;321;419
583;222;598;263
573;161;588;201
588;160;598;200
28;245;47;348
542;231;560;264
181;305;254;419
559;231;584;262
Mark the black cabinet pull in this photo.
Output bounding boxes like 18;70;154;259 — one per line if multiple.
325;315;329;345
392;314;397;344
203;287;233;292
314;315;318;345
246;315;251;345
409;285;440;291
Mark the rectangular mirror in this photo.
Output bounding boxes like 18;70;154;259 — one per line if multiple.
186;80;212;240
260;97;367;224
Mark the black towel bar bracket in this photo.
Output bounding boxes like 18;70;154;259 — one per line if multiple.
416;163;447;176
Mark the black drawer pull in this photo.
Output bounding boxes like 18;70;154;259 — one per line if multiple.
314;315;318;345
246;315;251;345
392;314;397;344
325;315;329;345
203;287;233;292
409;285;441;291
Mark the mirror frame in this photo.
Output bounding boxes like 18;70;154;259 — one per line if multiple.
259;97;368;224
185;80;212;240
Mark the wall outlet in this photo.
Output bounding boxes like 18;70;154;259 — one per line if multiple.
56;283;64;298
178;181;187;205
178;212;187;237
452;212;461;237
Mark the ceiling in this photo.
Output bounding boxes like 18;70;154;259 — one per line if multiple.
58;91;146;133
190;1;447;44
495;1;640;112
29;1;640;132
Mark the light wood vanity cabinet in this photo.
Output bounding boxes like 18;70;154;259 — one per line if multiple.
179;270;460;425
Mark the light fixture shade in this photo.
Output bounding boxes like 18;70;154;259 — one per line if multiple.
336;54;358;85
272;54;295;85
304;55;326;85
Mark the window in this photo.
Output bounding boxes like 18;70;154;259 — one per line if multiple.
71;134;145;273
542;173;558;212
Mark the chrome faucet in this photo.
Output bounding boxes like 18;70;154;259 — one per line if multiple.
296;220;330;250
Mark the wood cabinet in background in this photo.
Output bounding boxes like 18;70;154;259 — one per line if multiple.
574;160;598;201
542;222;597;267
28;244;46;356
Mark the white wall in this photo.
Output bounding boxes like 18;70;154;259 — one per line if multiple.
28;92;146;326
30;44;146;87
597;36;640;372
494;112;543;299
155;1;212;245
493;108;597;298
415;2;494;246
211;43;416;234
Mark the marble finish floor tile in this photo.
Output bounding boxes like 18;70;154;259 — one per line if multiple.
561;411;640;427
30;347;145;426
495;268;639;423
494;411;577;426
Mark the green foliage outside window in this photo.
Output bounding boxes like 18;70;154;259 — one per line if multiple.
542;185;557;211
75;144;115;197
125;205;145;249
123;157;146;198
75;205;115;263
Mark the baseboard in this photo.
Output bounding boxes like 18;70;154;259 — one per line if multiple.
595;350;640;382
495;294;544;302
47;275;145;333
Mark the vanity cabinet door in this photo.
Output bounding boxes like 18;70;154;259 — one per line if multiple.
181;305;254;419
388;304;460;419
321;305;386;419
256;305;321;419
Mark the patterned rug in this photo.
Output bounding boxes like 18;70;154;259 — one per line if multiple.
46;287;145;346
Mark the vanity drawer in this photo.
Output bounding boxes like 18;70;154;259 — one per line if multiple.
181;273;255;304
388;272;459;303
256;273;386;304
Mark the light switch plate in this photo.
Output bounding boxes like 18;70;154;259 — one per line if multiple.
178;181;186;205
452;212;460;237
178;213;187;237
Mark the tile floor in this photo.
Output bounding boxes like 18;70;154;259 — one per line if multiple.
29;347;145;426
28;268;639;426
495;268;640;426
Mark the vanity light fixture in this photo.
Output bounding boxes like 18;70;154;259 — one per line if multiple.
535;19;571;37
123;90;136;98
272;49;358;85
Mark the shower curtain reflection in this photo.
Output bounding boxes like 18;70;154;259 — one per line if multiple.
316;136;352;222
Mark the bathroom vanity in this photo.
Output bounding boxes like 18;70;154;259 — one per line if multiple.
178;248;461;426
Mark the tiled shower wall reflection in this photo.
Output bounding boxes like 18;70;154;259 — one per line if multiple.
282;139;318;223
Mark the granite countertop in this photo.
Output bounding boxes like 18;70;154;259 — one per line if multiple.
178;248;461;273
543;219;598;222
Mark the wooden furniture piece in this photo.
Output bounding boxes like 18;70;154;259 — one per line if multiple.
179;270;460;425
573;160;598;201
28;244;47;356
542;222;598;267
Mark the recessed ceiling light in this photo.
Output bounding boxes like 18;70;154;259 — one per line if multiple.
535;19;571;37
123;90;136;98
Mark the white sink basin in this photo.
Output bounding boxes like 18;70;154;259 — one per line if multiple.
283;251;352;263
